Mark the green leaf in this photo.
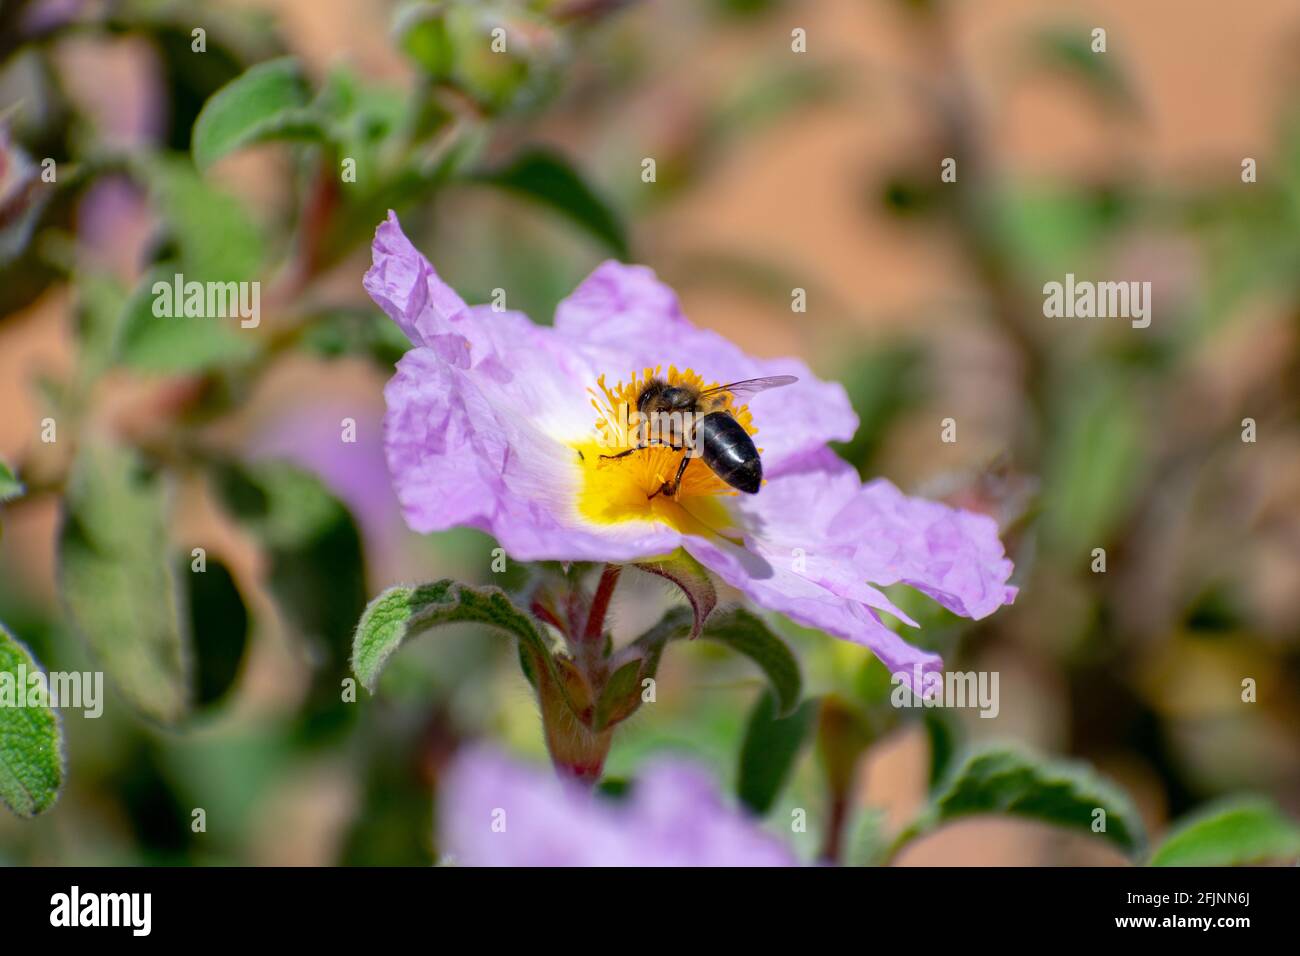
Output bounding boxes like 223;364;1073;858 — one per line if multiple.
737;690;817;816
136;156;265;283
192;57;322;173
105;156;266;371
58;442;191;724
696;607;802;715
0;621;63;817
116;264;258;373
0;460;22;503
633;550;717;638
313;67;407;177
473;148;629;257
73;273;129;382
845;806;889;867
1149;797;1300;867
1028;27;1137;113
214;458;350;549
592;658;644;732
352;581;562;695
923;708;957;792
397;3;457;78
1042;370;1146;556
623;605;690;686
397;4;564;114
896;746;1145;856
991;184;1128;284
629;605;802;715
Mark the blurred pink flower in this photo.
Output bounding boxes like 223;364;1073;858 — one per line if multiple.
440;746;796;867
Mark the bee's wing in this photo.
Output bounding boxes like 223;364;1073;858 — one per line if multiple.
699;375;799;403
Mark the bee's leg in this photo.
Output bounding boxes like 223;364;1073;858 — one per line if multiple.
599;438;681;461
650;451;693;500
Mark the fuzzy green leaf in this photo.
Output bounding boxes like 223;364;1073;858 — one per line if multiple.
696;607;802;715
592;658;644;732
895;747;1145;856
192;57;323;173
58;442;191;724
0;622;64;817
396;4;562;115
136;157;265;283
352;580;560;694
1042;370;1146;556
845;806;890;867
633;550;717;639
116;264;258;373
629;605;802;716
474;149;629;257
1149;797;1300;867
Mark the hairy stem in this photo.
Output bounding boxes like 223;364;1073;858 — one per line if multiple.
583;564;622;643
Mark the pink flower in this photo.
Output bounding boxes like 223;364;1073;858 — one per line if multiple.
440;746;796;867
364;212;1015;685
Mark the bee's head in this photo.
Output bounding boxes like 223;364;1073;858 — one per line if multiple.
636;378;667;415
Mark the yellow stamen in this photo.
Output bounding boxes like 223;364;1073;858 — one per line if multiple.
572;366;759;535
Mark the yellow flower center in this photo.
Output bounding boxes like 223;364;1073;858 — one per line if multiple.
572;366;758;536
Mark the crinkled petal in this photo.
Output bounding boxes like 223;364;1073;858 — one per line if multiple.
364;210;471;352
684;532;945;691
682;447;1016;686
367;213;591;388
831;478;1019;619
439;746;796;867
742;448;1016;622
740;449;921;627
384;348;682;561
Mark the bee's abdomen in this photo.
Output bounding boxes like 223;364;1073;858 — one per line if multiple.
698;412;762;494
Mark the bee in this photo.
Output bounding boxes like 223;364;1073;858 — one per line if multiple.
600;375;798;499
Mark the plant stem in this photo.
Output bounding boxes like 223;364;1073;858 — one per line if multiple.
533;565;623;784
820;793;850;865
583;564;622;643
540;681;613;786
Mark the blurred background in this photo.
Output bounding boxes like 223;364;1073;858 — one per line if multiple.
1;0;1298;865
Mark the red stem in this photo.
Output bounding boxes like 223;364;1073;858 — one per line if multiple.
583;564;622;643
